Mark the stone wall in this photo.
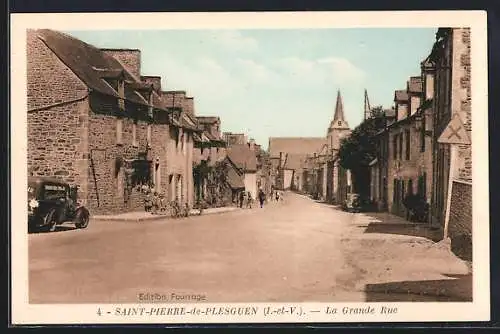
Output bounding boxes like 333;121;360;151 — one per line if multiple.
27;30;90;204
87;108;150;214
101;49;141;78
27;100;90;198
455;28;472;183
387;119;433;217
448;180;472;261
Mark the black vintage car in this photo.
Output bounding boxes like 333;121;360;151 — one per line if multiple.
28;176;90;232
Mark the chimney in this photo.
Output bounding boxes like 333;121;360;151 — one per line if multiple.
279;152;283;168
249;138;255;151
183;97;195;116
141;76;162;93
162;91;186;109
101;48;141;78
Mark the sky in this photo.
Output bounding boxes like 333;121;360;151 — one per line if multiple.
66;29;437;150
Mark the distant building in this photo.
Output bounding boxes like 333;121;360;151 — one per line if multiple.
268;137;326;191
225;144;258;199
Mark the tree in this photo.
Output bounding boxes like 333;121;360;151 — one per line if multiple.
338;106;387;197
338;106;386;170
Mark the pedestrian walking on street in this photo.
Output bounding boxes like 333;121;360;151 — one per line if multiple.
275;191;280;202
246;191;253;209
159;193;167;213
258;189;266;208
239;191;244;208
151;191;159;215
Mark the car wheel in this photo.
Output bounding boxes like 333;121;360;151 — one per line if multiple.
44;210;57;232
75;208;90;229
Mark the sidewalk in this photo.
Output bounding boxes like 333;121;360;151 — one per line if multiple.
92;206;240;223
342;211;472;302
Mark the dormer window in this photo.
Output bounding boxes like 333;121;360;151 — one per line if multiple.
147;90;154;119
118;79;125;111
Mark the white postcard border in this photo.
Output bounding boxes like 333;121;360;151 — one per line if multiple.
10;11;490;324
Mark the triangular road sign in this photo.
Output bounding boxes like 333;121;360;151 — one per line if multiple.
438;113;471;145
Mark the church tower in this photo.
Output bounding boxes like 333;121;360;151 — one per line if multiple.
327;90;351;152
364;89;372;120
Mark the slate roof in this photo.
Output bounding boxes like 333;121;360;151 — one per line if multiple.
226;144;257;173
394;90;409;102
268;137;327;158
282;153;307;170
35;29;165;110
197;116;220;124
407;76;423;94
384;108;396;118
226;166;245;189
421;54;435;69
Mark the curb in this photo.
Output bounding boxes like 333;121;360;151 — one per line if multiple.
92;207;241;223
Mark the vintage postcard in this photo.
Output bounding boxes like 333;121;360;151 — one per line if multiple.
10;11;489;325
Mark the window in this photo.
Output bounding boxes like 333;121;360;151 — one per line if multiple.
420;114;426;152
132;122;137;147
147;91;154;118
116;118;123;145
118;80;125;111
405;129;411;160
398;133;403;160
147;124;152;146
393;179;397;202
338;121;342;126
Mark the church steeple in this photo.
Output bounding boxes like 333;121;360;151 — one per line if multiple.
364;89;371;120
327;89;351;150
330;90;349;131
333;90;345;121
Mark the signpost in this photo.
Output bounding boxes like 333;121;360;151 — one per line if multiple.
437;113;471;239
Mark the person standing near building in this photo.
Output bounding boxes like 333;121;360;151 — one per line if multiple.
258;189;266;208
246;191;253;209
151;191;159;215
144;190;153;213
239;191;245;208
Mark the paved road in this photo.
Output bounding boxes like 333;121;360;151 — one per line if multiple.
29;192;362;303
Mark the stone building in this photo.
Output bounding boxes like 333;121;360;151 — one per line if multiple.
192;116;227;203
27;29;197;214
369;107;396;211
428;28;472;260
384;74;434;218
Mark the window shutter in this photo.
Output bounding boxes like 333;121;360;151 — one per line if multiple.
132;122;137;147
147;124;152;147
116;118;123;145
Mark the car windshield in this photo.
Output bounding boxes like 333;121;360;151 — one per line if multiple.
42;184;67;200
